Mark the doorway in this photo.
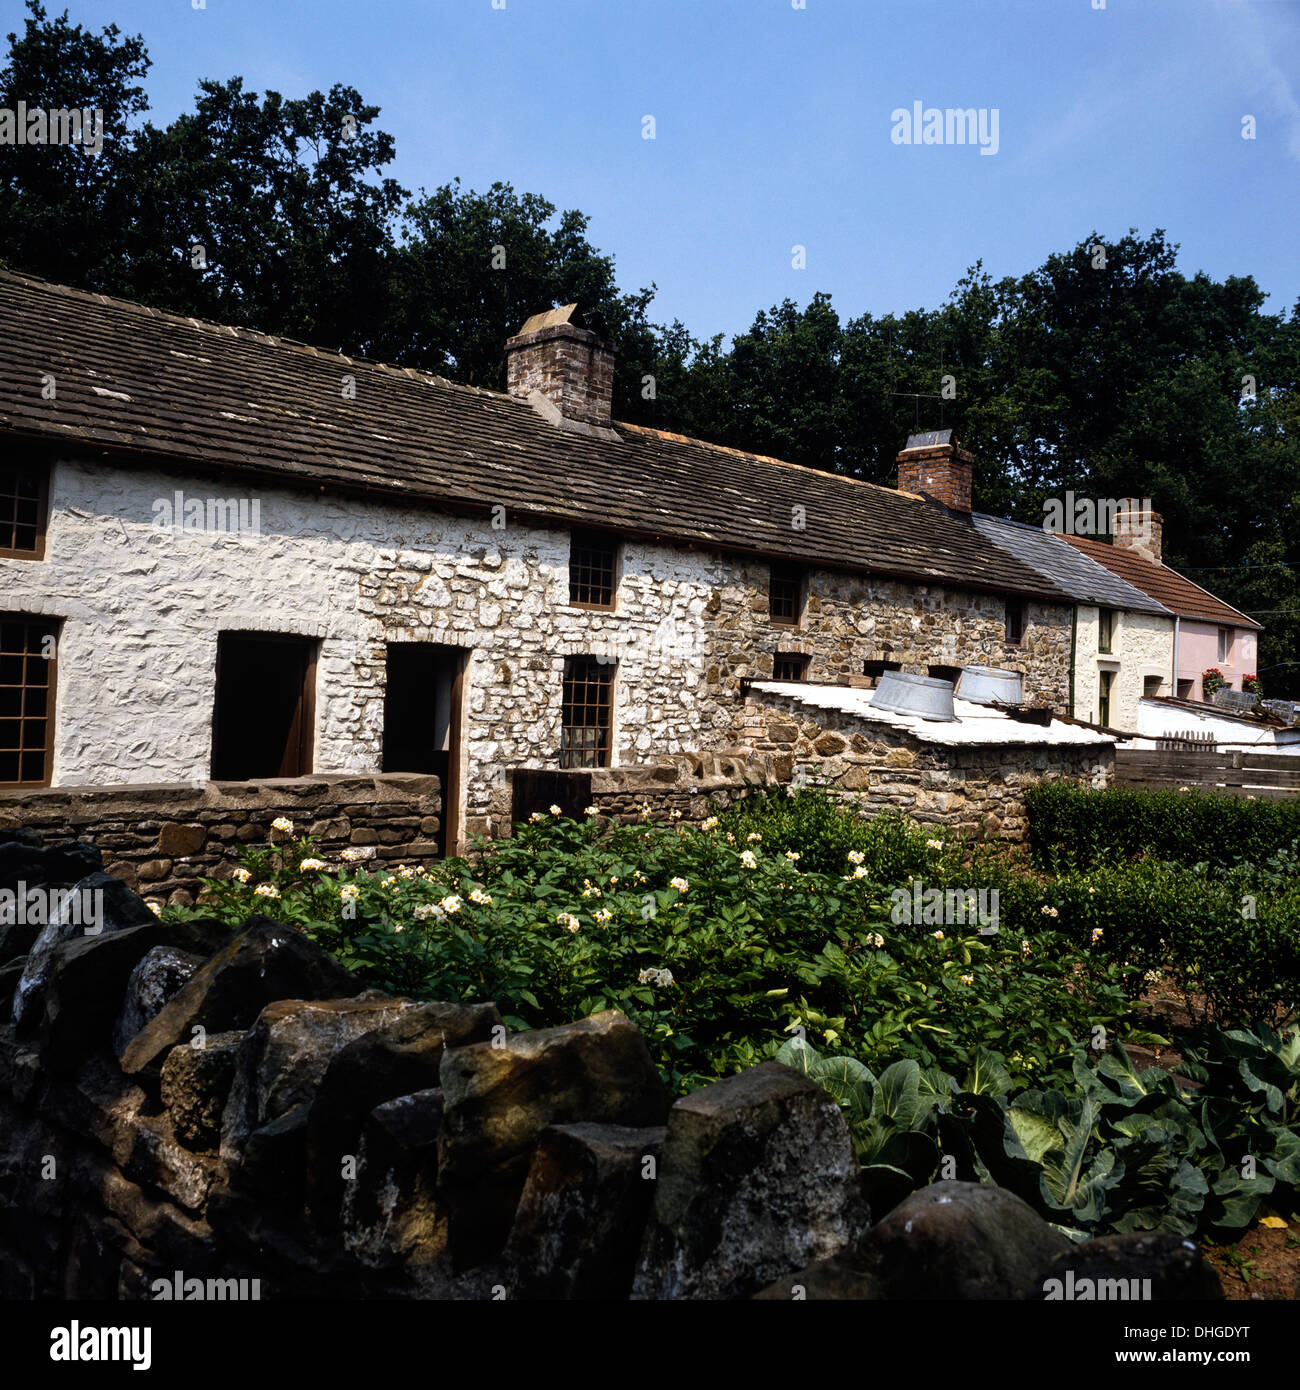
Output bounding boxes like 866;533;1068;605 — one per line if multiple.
212;632;317;780
383;642;466;856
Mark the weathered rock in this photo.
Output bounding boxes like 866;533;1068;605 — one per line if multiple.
38;924;173;1072
220;994;421;1159
438;1010;670;1268
504;1122;666;1300
240;1102;312;1203
341;1089;448;1282
752;1254;885;1300
305;999;501;1228
119;917;362;1074
112;946;206;1058
632;1061;867;1300
12;872;156;1031
1030;1230;1224;1301
160;1030;245;1150
0;838;102;895
761;1180;1072;1301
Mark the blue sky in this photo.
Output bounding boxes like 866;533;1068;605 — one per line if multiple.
7;0;1299;340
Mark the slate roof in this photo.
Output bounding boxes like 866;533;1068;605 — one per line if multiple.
1058;533;1261;630
0;271;1068;603
972;513;1171;616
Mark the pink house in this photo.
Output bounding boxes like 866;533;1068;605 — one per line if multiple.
1061;504;1261;702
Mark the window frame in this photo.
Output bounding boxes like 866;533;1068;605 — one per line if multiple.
560;655;615;770
1217;627;1231;664
1097;608;1115;654
1004;601;1026;646
0;459;50;561
769;562;805;627
772;652;810;682
0;613;60;788
1098;669;1115;727
568;530;620;611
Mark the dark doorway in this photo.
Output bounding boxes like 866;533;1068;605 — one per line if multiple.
383;643;466;856
212;633;316;780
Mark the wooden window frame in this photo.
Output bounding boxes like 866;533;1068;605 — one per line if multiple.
211;631;317;781
1098;669;1114;728
772;652;810;682
568;530;620;611
1004;601;1026;646
0;613;60;788
0;459;50;561
1098;608;1115;655
560;656;614;769
770;563;804;627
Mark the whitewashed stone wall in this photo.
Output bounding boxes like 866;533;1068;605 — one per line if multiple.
1072;606;1173;731
1;456;1074;839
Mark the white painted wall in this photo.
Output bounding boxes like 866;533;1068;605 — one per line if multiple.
1071;605;1172;731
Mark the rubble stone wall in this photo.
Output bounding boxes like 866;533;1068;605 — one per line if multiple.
0;774;441;909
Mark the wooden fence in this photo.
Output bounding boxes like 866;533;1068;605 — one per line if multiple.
1114;747;1300;798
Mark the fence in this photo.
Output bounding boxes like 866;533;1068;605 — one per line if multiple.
1114;747;1300;799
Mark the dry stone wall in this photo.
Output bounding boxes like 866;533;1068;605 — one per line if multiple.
0;840;1222;1302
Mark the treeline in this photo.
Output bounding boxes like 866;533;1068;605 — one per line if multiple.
3;3;1297;693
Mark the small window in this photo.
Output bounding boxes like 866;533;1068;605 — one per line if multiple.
0;614;59;787
770;563;804;626
1005;602;1026;646
863;656;901;686
1143;676;1163;698
212;633;316;780
0;460;50;560
569;531;618;609
773;653;810;682
1217;627;1231;664
927;664;962;685
1098;608;1115;654
1098;669;1114;727
1176;678;1193;700
560;656;614;769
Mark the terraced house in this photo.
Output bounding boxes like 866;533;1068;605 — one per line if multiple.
0;273;1084;852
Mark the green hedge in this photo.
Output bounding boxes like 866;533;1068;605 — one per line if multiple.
1024;780;1300;870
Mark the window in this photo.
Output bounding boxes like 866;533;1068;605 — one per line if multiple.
569;531;618;608
769;563;804;626
212;633;316;780
560;656;613;769
0;614;58;787
1098;608;1115;654
1005;602;1026;645
1217;628;1231;664
1177;678;1193;700
1098;670;1114;727
927;664;962;685
0;460;50;560
1143;676;1164;699
773;652;810;682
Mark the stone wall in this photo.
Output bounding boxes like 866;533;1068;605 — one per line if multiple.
509;750;779;827
4;456;1071;840
0;842;1220;1302
1072;605;1172;731
741;690;1113;840
0;774;441;909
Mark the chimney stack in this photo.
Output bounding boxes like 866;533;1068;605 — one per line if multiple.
896;429;973;515
505;304;616;434
1112;498;1163;564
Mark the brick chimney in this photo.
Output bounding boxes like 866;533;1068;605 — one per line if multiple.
1112;498;1163;564
896;429;973;515
505;304;616;434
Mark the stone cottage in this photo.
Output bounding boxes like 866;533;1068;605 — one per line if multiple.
0;273;1082;853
